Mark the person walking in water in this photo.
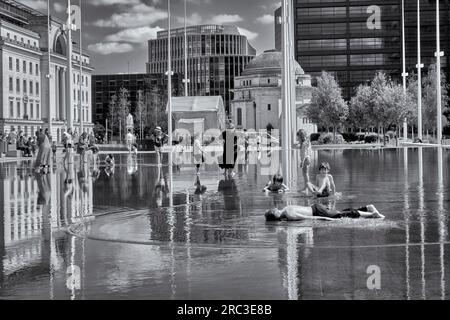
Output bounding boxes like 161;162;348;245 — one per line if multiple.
219;122;238;178
193;132;205;175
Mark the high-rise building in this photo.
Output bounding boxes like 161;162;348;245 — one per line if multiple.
147;25;256;114
0;0;94;140
275;6;282;51
276;1;450;101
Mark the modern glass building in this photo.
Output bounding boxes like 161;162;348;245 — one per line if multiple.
291;1;402;100
147;25;256;114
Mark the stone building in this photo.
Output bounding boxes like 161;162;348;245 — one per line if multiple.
0;0;94;141
231;49;316;135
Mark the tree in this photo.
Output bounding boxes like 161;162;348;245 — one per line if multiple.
349;84;372;132
422;64;449;137
307;71;348;138
108;94;119;137
148;86;168;133
117;87;131;139
136;90;150;139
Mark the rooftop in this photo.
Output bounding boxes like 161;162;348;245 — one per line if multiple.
242;50;305;76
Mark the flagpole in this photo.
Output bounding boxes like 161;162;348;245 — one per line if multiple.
184;0;188;97
67;0;74;130
47;0;52;136
401;0;408;140
167;0;172;147
436;0;443;145
417;0;423;141
79;0;83;134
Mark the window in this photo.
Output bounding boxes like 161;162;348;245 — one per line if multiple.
23;61;26;73
30;103;34;118
16;59;20;72
268;104;271;111
14;35;17;41
36;104;40;118
24;102;27;117
9;57;13;70
9;101;14;118
7;32;10;38
21;37;23;43
237;108;242;126
86;77;88;86
16;79;20;93
9;77;13;92
267;79;271;84
35;64;39;75
23;80;27;94
17;102;20;118
30;81;33;94
29;62;33;75
36;82;39;95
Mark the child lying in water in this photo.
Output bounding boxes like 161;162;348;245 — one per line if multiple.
265;203;385;221
263;174;289;193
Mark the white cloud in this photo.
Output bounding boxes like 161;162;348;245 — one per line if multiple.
208;14;243;25
93;3;167;28
90;0;140;6
54;3;64;13
87;42;134;55
176;13;202;26
237;27;258;41
20;0;47;11
256;14;274;24
105;26;164;43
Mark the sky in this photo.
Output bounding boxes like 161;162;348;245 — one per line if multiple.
20;0;281;75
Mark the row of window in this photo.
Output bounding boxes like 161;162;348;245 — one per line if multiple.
8;101;40;120
235;104;273;126
8;77;40;95
5;32;38;48
301;53;397;67
8;57;39;75
73;89;89;103
297;21;399;35
73;73;89;87
298;37;400;51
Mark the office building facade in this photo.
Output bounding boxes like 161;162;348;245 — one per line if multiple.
147;25;256;114
280;1;450;101
0;0;94;140
92;73;183;126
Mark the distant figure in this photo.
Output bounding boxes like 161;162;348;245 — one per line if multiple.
152;126;166;165
35;129;51;173
126;129;135;154
105;154;115;166
63;128;74;164
51;141;57;161
194;176;207;195
297;129;312;193
265;204;385;221
219;122;238;177
193;133;204;174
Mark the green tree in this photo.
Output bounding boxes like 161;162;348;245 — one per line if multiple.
422;64;449;137
117;87;131;138
307;71;348;139
349;84;372;132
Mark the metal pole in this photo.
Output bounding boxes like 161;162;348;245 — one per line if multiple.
402;0;408;140
436;0;443;145
281;0;290;181
184;0;188;97
417;0;423;141
79;0;83;134
167;0;173;147
47;0;52;136
67;0;74;130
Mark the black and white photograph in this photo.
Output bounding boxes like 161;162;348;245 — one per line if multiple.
0;0;450;308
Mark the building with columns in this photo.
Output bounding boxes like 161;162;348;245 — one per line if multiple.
0;0;93;141
231;50;316;135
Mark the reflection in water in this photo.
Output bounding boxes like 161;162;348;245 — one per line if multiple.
437;147;446;300
0;162;93;298
403;148;410;299
418;148;426;300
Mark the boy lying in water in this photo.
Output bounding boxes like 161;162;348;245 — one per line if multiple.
265;204;385;221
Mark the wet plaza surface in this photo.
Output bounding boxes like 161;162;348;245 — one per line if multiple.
1;147;450;299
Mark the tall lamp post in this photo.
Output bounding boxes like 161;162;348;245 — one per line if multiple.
183;0;189;97
47;0;52;136
436;0;444;145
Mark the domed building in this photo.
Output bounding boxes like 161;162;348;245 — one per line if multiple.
231;50;316;135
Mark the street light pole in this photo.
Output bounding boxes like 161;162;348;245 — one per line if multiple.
47;0;52;136
184;0;189;97
435;0;443;145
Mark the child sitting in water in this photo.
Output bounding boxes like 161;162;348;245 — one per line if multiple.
303;162;336;198
263;174;289;193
